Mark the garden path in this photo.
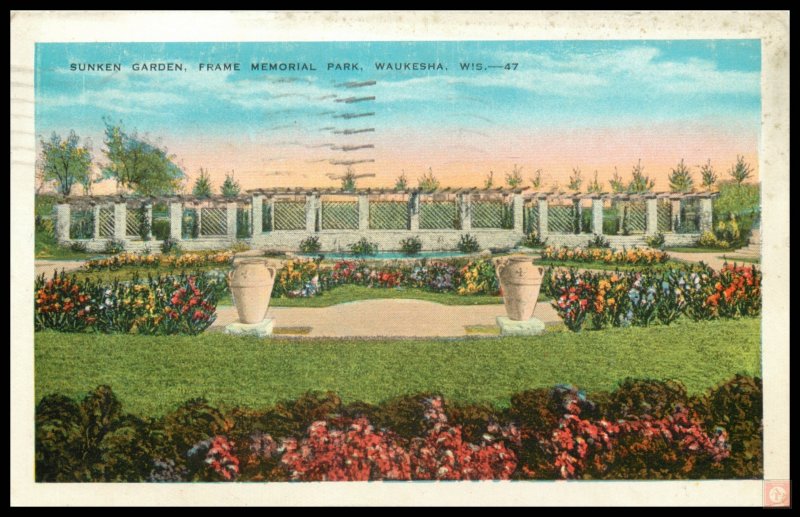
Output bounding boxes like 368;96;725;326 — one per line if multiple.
34;260;88;279
212;299;562;338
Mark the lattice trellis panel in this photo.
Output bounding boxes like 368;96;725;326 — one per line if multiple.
98;207;114;238
626;202;646;234
273;201;306;231
657;200;672;233
69;209;94;240
420;201;458;230
182;209;198;239
370;201;408;229
547;204;576;234
126;208;142;237
471;201;504;229
200;207;227;236
523;204;539;234
321;201;358;230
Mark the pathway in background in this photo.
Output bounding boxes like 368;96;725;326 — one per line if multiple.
34;260;87;279
212;299;561;338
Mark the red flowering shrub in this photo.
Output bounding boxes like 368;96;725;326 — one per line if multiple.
34;272;95;332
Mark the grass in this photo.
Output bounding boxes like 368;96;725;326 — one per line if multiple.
666;247;729;253
537;259;686;272
720;256;761;264
35;229;102;261
35;317;761;416
271;285;503;307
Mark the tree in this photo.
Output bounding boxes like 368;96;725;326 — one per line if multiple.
668;158;694;193
506;164;523;189
608;167;626;193
627;159;655;193
484;171;495;189
341;166;357;191
700;159;718;190
192;168;213;198
221;171;241;198
394;171;408;191
530;169;543;190
101;119;184;195
567;167;583;192
728;155;753;184
587;170;603;194
418;167;440;193
39;131;92;196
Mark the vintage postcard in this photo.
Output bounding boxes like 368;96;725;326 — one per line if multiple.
11;11;789;506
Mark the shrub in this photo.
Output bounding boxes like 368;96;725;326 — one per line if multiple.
697;231;730;249
151;219;171;241
104;238;126;254
645;232;666;249
417;168;440;193
69;241;88;253
299;236;321;254
456;233;480;253
349;237;378;257
587;234;610;249
399;236;422;255
160;238;180;254
520;231;546;249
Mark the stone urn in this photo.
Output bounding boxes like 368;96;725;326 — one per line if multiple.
495;255;544;321
228;252;282;324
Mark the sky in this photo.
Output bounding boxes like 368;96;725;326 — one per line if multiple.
35;40;761;193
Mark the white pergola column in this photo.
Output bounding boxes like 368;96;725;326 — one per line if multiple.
409;192;420;231
305;193;317;232
92;204;101;239
645;197;659;235
251;194;264;235
144;202;153;240
113;202;127;240
226;201;237;239
169;201;183;240
460;193;472;231
358;194;369;231
537;197;549;237
592;198;604;235
699;197;714;233
55;203;70;243
513;193;524;234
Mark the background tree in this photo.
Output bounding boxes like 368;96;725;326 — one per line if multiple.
394;171;408;191
418;167;440;193
101;119;184;195
39;131;92;196
700;159;718;190
728;155;754;184
668;159;694;193
192;168;213;198
627;159;655;193
587;170;603;194
220;171;241;198
608;167;626;193
484;171;494;189
530;169;543;190
567;167;583;192
505;164;523;188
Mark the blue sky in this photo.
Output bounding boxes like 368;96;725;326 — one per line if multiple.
34;40;761;190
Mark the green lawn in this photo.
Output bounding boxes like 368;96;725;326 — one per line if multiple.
537;258;686;272
666;246;728;253
35;317;761;416
35;229;102;260
720;255;761;264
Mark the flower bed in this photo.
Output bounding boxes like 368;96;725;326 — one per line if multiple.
274;258;500;298
35;271;225;335
83;251;234;271
545;263;761;331
35;375;762;482
541;246;669;265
